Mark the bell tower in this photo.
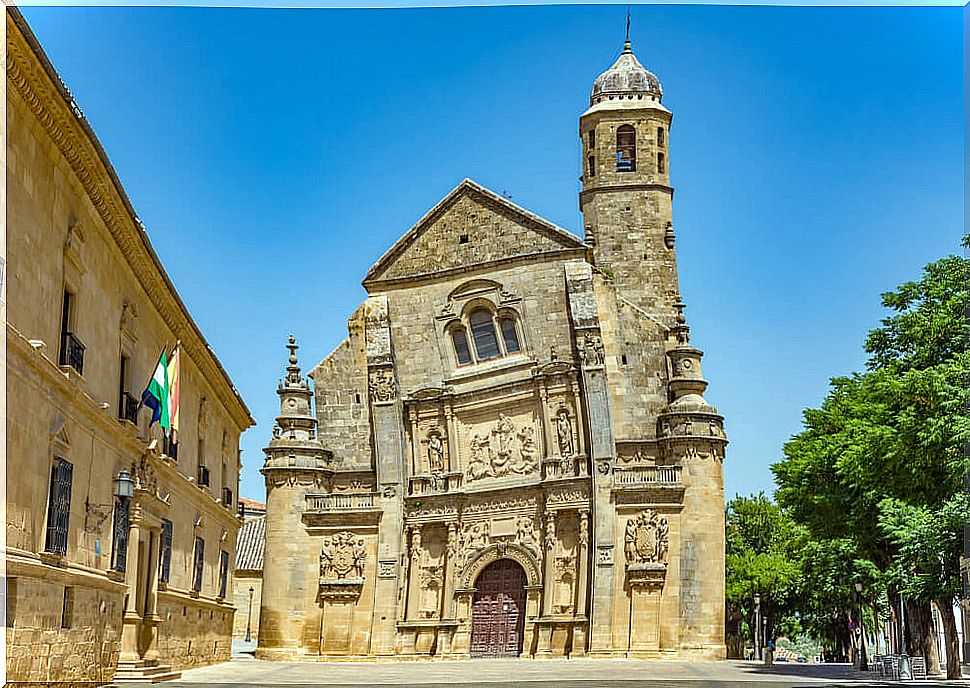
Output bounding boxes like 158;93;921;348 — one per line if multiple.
580;39;679;318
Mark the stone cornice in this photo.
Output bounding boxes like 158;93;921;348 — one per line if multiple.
5;548;128;593
6;10;253;432
364;247;586;292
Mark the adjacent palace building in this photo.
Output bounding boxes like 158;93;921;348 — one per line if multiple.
258;39;728;660
5;9;253;685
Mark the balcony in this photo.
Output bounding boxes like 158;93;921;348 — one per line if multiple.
612;464;682;487
119;391;139;424
305;493;377;512
408;472;462;496
59;331;85;375
542;455;587;481
162;434;178;460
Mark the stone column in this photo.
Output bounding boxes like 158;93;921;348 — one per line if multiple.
570;380;587;472
119;516;143;662
572;509;590;656
444;403;457;474
408;409;420;475
537;385;553;473
443;522;458;619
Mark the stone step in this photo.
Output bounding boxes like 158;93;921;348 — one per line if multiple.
112;661;182;684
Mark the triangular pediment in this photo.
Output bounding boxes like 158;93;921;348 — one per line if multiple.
364;179;584;287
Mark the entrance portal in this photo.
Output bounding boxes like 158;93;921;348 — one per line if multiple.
469;559;527;658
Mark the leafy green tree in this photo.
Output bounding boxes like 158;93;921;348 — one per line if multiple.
772;237;969;677
725;493;802;652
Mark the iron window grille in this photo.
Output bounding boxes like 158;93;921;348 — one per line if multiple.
119;391;139;424
162;433;178;460
59;331;85;375
44;458;73;555
159;519;173;583
192;537;205;592
222;487;233;508
197;465;210;487
218;550;230;599
111;497;130;572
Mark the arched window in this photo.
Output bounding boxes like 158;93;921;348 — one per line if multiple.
499;317;520;354
616;125;636;172
469;309;501;361
451;327;472;365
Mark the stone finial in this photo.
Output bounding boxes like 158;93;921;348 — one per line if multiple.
284;335;304;387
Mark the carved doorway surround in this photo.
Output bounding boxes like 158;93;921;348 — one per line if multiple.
469;559;527;658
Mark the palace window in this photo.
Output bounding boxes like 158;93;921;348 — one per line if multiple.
192;537;205;592
44;458;73;555
587;156;596;178
58;289;85;374
111;497;130;572
218;550;230;599
449;307;524;367
588;129;595;149
469;309;501;361
451;328;473;365
658;152;666;174
159;519;173;583
616;125;636;172
499;317;521;353
657;126;665;147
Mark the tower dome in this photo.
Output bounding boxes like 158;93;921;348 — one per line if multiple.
591;41;662;105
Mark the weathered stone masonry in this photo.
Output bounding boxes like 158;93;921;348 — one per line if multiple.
257;38;727;661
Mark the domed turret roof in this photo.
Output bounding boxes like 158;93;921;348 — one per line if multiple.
591;41;662;104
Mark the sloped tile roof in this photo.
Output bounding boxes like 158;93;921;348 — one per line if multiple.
235;515;265;572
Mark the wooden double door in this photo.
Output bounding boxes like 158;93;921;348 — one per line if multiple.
469;559;527;658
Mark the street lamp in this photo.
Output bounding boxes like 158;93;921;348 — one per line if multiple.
114;469;135;498
753;593;761;661
854;582;869;671
246;585;254;642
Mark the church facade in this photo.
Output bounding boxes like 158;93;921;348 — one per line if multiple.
257;40;727;661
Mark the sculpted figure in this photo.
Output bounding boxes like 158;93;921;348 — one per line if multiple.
491;414;516;475
467;432;491;480
516;425;538;473
427;432;445;472
556;410;574;457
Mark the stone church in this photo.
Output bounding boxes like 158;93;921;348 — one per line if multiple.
257;39;727;661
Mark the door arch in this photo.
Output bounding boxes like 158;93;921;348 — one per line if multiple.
469;559;527;658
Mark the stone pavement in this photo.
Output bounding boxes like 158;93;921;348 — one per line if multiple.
167;653;957;688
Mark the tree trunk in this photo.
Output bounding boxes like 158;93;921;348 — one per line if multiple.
936;600;962;680
906;599;942;676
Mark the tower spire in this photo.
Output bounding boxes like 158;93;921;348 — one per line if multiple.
624;6;632;52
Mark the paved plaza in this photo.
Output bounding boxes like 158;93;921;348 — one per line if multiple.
166;651;962;688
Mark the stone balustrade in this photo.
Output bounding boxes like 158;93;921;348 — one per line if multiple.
305;493;377;512
612;464;682;486
408;472;463;496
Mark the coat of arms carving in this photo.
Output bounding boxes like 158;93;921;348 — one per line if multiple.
623;509;669;565
320;531;367;580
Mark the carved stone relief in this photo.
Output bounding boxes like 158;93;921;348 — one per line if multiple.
426;429;446;472
465;413;539;481
624;510;669;565
460;520;490;566
418;528;446;619
555;409;574;457
369;369;396;403
320;531;366;580
579;331;605;367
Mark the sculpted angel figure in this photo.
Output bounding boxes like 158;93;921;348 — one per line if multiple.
515;426;538;473
491;414;516;475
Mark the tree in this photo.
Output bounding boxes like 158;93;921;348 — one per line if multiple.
772;237;969;677
725;494;802;653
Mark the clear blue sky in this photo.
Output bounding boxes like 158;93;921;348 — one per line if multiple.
22;5;963;504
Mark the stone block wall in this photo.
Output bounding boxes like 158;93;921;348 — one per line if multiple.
5;576;124;686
